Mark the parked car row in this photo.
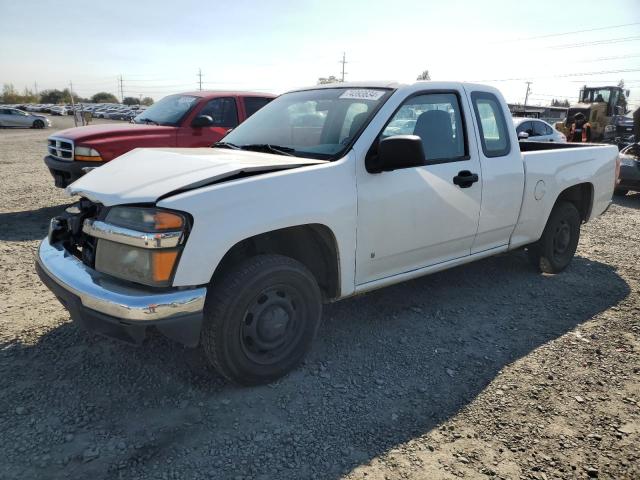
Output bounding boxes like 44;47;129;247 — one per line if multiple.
3;102;149;121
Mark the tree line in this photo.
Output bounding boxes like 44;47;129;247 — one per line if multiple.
1;83;154;106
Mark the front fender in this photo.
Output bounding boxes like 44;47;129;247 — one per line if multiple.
158;154;357;297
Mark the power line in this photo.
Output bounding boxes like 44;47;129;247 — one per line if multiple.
495;22;640;43
475;67;640;82
551;35;640;49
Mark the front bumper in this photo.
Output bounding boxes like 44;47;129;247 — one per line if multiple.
36;238;207;346
43;155;101;188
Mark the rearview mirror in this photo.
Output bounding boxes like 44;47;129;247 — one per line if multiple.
368;135;426;173
192;115;214;127
518;131;530;140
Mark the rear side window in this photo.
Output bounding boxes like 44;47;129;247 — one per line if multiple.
199;97;239;127
533;121;549;136
471;92;511;157
244;97;273;118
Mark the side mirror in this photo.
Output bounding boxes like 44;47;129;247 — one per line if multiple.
369;135;426;173
518;131;530;140
192;115;214;127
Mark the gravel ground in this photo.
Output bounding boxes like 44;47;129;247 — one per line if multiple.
0;116;638;480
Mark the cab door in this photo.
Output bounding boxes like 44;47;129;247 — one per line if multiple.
355;89;482;285
177;97;239;148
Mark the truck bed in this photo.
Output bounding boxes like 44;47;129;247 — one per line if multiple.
510;141;619;250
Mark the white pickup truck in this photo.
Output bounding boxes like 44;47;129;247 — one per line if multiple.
37;81;619;385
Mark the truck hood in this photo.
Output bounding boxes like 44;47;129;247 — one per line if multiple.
67;147;327;206
53;123;174;142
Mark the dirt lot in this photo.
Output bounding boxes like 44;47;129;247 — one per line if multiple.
0;116;638;480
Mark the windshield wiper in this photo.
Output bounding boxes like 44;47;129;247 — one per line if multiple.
212;141;242;150
137;117;159;126
239;144;296;157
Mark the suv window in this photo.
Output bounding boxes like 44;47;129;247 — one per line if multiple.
199;97;238;127
382;92;467;162
471;92;511;157
244;97;273;118
533;121;549;137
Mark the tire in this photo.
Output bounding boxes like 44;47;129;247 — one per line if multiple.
32;120;44;129
613;188;629;196
201;254;322;386
527;201;581;274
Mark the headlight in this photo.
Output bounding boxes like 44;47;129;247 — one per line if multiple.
105;207;185;231
96;240;179;287
93;207;188;287
604;125;616;134
75;146;102;162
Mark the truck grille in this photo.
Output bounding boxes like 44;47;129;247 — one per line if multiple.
47;137;74;161
617;125;634;136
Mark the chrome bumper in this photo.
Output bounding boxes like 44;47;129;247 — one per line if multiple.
36;238;206;322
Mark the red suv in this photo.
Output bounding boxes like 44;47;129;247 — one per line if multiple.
44;91;275;187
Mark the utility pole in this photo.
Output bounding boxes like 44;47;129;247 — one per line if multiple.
198;68;203;91
34;81;38;96
523;81;532;115
69;81;78;127
118;75;124;102
340;52;348;82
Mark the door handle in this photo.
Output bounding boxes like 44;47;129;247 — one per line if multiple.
453;170;479;188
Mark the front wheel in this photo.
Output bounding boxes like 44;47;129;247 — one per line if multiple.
527;201;581;274
201;255;322;386
32;120;44;129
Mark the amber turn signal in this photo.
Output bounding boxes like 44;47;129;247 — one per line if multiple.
152;250;179;282
154;211;184;230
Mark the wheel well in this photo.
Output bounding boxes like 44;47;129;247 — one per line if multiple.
555;183;593;222
212;224;340;300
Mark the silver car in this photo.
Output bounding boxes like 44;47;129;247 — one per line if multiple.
513;117;566;143
0;107;51;128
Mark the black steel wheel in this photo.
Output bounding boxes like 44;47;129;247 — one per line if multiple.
33;120;44;129
527;201;581;274
202;255;322;386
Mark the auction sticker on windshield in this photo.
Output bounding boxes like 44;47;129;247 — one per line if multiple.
339;89;386;101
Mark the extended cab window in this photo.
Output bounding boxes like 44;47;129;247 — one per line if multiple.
200;98;239;127
244;97;273;118
382;92;467;162
471;92;511;157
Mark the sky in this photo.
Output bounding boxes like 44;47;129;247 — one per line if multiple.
1;0;639;109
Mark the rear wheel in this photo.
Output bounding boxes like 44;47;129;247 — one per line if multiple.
527;201;581;274
32;120;44;129
201;255;322;386
613;188;629;196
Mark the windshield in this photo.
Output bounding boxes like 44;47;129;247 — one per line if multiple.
133;94;198;126
221;87;393;159
581;88;612;104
